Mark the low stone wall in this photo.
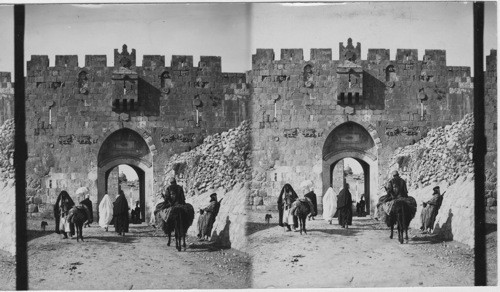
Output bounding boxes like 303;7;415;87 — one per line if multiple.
186;183;249;251
409;176;474;248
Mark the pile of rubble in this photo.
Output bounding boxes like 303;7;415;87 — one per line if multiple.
0;119;14;183
390;114;474;189
162;120;251;197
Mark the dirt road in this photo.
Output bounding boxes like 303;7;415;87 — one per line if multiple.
21;218;250;290
247;211;475;288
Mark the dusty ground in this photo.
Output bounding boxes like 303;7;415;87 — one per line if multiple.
247;210;486;288
0;209;496;289
0;218;251;290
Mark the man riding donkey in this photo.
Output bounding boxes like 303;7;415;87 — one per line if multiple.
155;177;186;229
376;170;417;224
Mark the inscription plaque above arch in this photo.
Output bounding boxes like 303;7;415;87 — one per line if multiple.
98;128;152;168
322;122;375;160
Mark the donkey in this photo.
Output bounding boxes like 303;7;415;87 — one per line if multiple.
388;199;413;244
161;203;195;251
292;196;317;235
68;204;92;242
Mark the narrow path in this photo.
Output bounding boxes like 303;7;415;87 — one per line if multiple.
27;219;250;290
248;211;474;288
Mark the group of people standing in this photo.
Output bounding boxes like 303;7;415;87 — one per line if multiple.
54;188;142;238
322;183;356;228
277;170;444;233
98;189;141;236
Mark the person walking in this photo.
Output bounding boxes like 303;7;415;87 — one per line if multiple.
98;193;113;231
337;183;353;229
113;190;130;236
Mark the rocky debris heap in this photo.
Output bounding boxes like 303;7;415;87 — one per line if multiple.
163;120;251;196
390;114;475;190
0;119;14;183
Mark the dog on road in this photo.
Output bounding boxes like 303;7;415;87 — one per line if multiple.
264;214;273;224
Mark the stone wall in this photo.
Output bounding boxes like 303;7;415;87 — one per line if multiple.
249;39;475;213
19;42;498;221
24;45;250;220
0;119;15;255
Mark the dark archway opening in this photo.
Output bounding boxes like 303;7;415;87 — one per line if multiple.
97;128;153;223
329;158;370;215
105;164;146;222
322;121;378;216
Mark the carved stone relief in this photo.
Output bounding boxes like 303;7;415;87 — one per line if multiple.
303;64;314;88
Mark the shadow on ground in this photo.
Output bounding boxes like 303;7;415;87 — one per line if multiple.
307;228;360;236
246;222;279;236
188;241;225;253
410;232;451;245
28;230;54;241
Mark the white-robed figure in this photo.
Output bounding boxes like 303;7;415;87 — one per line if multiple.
98;193;113;231
322;183;336;224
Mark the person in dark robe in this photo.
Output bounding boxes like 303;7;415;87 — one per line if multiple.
197;193;222;241
163;177;186;206
113;190;130;236
420;186;445;233
277;183;299;231
131;201;141;224
356;194;366;216
386;170;408;199
53;190;75;239
79;194;93;227
337;183;353;228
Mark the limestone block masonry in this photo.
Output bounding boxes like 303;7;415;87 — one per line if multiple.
2;40;495;225
249;40;495;216
23;45;250;220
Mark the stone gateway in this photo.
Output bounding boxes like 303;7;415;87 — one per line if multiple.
0;39;494;225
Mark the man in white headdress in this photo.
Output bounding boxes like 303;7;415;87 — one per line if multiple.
322;182;336;224
98;193;113;232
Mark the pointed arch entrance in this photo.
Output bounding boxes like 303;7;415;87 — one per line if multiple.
97;128;153;222
322;122;378;214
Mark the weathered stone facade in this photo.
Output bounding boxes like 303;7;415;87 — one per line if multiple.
23;45;250;220
0;40;495;229
248;39;487;215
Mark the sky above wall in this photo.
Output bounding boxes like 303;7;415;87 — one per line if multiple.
0;2;497;78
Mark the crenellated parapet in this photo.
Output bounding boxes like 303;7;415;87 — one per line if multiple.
486;49;497;73
26;44;237;76
24;44;251;139
310;49;332;61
